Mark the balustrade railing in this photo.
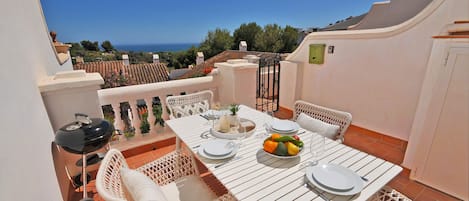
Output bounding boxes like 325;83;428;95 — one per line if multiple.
98;76;218;141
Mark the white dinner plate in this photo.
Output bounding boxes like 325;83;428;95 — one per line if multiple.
267;124;299;135
203;139;234;156
305;164;364;196
311;164;354;191
271;120;299;132
198;140;239;160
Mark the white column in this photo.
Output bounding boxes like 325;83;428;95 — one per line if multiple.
215;59;258;108
144;98;157;135
279;61;302;110
160;96;170;121
129;100;141;134
111;102;124;132
39;70;104;131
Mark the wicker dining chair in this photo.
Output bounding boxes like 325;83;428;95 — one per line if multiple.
370;186;412;201
96;149;236;201
166;90;214;119
293;100;352;142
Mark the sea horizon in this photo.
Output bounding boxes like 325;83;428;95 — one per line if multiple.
114;43;199;52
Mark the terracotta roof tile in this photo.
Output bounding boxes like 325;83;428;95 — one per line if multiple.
74;61;169;86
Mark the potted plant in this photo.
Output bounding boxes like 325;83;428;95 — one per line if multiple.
228;104;240;127
139;108;150;135
124;127;135;140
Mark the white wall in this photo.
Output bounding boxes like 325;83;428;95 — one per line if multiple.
0;0;63;200
351;0;432;30
286;0;466;140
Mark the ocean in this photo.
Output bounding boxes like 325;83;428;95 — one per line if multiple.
114;43;199;52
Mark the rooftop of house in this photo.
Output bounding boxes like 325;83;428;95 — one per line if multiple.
74;61;169;86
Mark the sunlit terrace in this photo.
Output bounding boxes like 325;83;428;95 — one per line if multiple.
1;0;468;201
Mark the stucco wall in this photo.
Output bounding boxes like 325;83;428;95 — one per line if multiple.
0;0;62;200
286;0;466;140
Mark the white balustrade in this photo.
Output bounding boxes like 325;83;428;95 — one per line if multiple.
98;76;218;138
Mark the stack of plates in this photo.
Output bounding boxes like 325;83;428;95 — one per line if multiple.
305;164;364;195
198;139;239;160
268;120;300;135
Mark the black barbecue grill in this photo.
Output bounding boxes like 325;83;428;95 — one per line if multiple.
55;113;114;201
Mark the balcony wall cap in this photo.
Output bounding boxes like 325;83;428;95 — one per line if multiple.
214;59;258;70
38;70;104;92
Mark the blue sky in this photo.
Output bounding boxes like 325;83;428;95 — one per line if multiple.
41;0;377;45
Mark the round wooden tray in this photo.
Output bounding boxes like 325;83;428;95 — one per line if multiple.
210;118;256;139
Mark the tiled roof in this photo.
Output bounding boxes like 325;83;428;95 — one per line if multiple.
74;61;169;86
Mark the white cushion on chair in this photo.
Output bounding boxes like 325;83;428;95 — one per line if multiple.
297;113;340;139
171;100;210;118
161;175;218;201
120;167;168;201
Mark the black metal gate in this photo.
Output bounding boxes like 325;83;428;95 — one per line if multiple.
256;54;281;113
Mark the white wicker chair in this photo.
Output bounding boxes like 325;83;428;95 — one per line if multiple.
294;100;352;142
369;186;412;201
166;90;214;119
96;149;236;201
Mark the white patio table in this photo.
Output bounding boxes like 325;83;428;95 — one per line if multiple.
166;105;402;201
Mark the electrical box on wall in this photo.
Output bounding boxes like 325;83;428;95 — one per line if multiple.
309;44;326;64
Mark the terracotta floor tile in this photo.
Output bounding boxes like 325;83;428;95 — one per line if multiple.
381;134;405;149
416;187;462;201
399;180;426;199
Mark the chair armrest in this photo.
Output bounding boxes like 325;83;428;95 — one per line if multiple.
137;151;198;186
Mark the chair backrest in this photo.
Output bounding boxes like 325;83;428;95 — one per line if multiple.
96;149;128;201
166;90;213;119
294;100;352;141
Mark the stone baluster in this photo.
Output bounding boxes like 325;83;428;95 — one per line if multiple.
144;98;157;135
111;102;124;132
129;100;141;135
160;96;170;121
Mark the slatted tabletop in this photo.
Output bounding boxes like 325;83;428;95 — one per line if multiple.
166;105;402;201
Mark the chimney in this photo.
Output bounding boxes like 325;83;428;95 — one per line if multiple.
196;52;204;65
153;54;160;64
122;54;129;66
75;56;84;64
239;41;247;51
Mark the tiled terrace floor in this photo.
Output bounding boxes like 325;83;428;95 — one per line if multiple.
78;109;462;201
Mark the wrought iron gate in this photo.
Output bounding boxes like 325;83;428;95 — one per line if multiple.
256;54;281;113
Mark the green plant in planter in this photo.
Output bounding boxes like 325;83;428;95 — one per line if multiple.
229;104;240;115
140;112;150;134
124;127;135;139
152;104;165;127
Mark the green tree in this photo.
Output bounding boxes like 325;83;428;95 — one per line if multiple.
199;28;233;58
255;24;283;52
101;40;115;52
69;42;85;57
80;40;100;51
171;46;198;69
281;25;299;53
232;22;262;51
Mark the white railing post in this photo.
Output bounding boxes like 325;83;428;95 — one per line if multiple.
129;100;141;135
144;97;157;135
111;102;124;132
160;96;170;121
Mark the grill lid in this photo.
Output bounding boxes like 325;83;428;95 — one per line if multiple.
55;113;114;154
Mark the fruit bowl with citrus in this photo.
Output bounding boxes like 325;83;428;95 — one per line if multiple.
263;133;304;158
